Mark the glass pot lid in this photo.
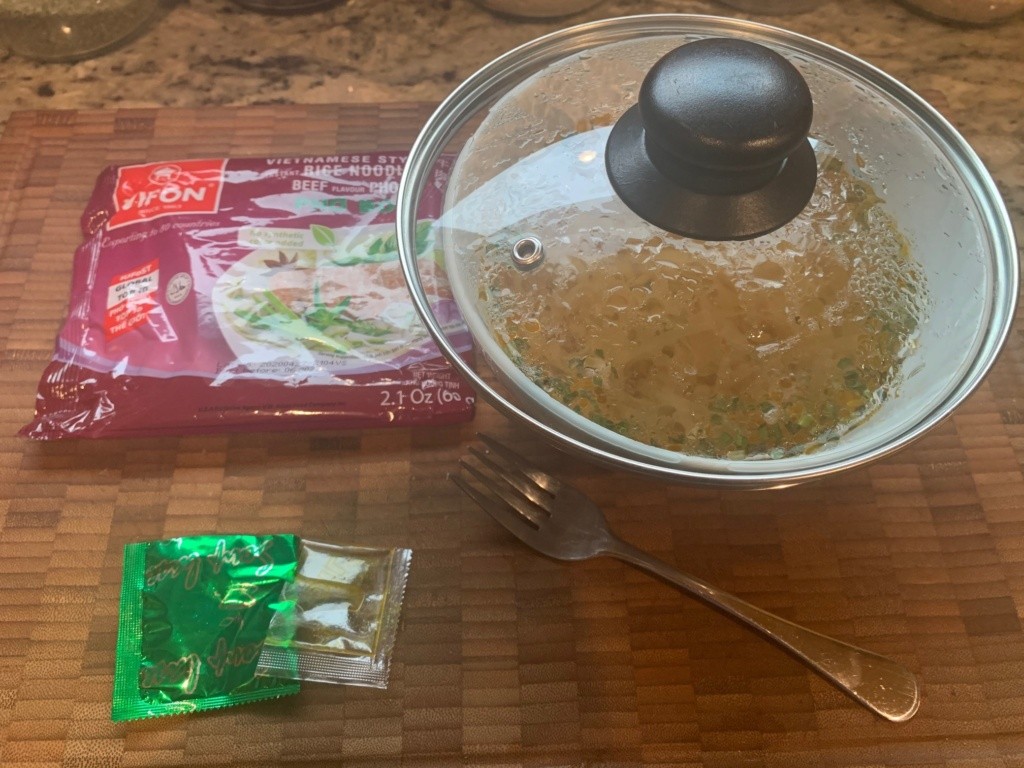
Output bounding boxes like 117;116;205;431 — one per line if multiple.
397;15;1018;488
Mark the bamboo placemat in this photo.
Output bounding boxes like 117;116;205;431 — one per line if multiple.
1;104;1023;767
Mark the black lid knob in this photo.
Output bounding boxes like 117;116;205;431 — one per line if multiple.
606;37;817;241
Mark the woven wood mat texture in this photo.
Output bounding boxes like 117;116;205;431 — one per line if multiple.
0;104;1023;767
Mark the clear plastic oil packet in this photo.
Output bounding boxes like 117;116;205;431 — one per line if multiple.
112;534;300;722
257;540;411;688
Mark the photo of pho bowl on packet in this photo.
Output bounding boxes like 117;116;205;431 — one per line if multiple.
396;15;1018;489
212;220;460;381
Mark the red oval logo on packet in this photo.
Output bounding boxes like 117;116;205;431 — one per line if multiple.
109;159;227;230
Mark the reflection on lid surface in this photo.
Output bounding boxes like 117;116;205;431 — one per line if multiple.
468;152;928;460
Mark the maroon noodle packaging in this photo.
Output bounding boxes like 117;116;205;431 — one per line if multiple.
21;153;474;439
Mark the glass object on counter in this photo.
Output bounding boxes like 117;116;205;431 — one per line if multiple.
471;0;603;19
229;0;341;12
0;0;163;62
897;0;1023;25
715;0;825;13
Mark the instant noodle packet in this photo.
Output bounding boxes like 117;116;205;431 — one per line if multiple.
257;540;411;688
112;534;300;721
21;153;473;439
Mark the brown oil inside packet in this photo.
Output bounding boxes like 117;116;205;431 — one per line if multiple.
258;540;411;687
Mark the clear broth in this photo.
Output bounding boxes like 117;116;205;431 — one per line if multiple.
478;157;928;459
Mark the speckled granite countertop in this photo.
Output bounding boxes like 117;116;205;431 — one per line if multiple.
1;0;1022;230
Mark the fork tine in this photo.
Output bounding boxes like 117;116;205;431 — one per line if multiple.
478;433;562;494
449;471;499;516
458;458;546;528
450;472;545;542
467;446;555;515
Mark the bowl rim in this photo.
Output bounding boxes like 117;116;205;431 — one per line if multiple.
397;13;1019;489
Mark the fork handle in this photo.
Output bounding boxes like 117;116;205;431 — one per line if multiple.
605;539;920;722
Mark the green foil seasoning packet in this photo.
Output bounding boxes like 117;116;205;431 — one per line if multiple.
112;534;301;722
257;541;412;688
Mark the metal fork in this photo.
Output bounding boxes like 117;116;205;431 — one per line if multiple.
451;434;920;723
